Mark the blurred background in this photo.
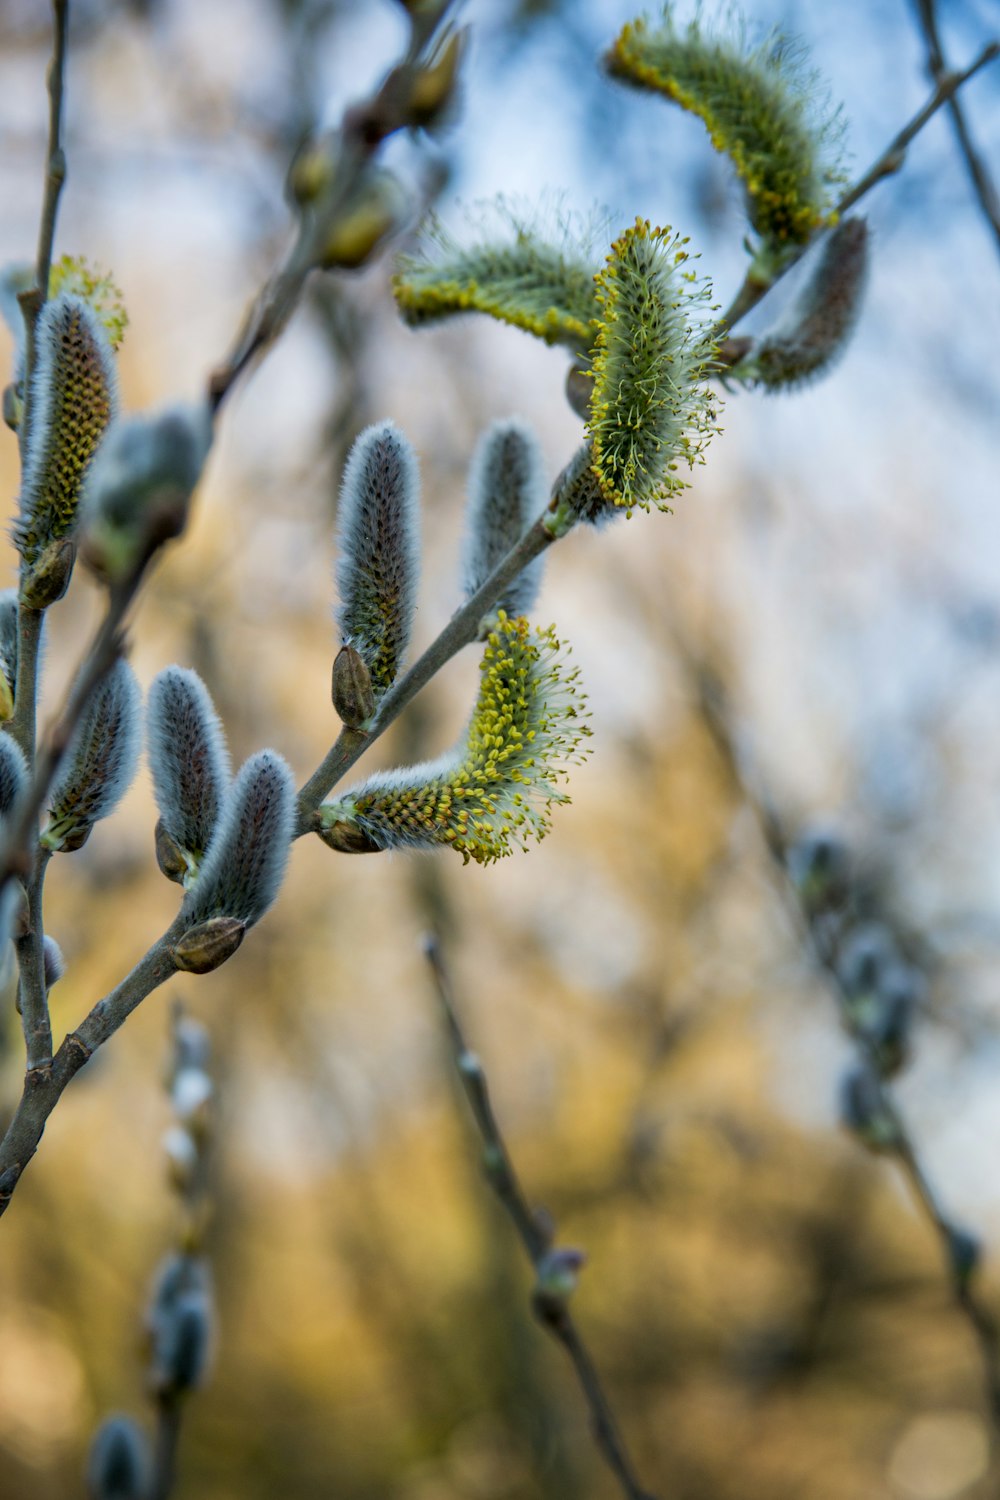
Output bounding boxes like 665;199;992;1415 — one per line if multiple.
1;0;1000;1496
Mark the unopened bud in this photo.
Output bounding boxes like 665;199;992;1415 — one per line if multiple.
2;383;21;433
332;643;376;728
20;536;75;609
564;359;593;419
162;1125;199;1192
840;1063;900;1153
155;817;190;885
317;171;409;270
43;934;65;990
288;132;338;207
170;915;246;975
533;1247;587;1322
316;809;383;854
86;1413;150;1500
407;30;465;129
147;1258;214;1397
786;828;851;914
172;1067;213;1122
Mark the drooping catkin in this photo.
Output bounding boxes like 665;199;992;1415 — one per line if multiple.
732;217;869;389
394;207;600;352
606;8;843;252
15;293;118;570
180;750;296;929
335;422;420;699
462;419;546;615
44;659;143;852
587;219;719;514
147;667;231;884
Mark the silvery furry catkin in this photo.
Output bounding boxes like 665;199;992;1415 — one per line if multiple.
179;750;296;929
44;658;143;852
462;419;546;617
86;1415;150;1500
147;666;230;884
335;420;420;699
0;588;18;719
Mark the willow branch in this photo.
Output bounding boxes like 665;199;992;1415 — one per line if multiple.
714;39;1000;337
423;936;659;1500
295;517;555;829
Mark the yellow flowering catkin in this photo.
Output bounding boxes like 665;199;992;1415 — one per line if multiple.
607;9;843;251
15;292;118;568
320;613;591;865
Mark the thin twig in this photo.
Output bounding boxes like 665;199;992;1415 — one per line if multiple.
423;935;659;1500
150;1397;183;1500
910;0;1000;259
18;0;70;459
0;929;180;1217
295;517;555;828
714;40;1000;336
674;636;1000;1435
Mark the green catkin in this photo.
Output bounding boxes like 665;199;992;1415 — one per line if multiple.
606;8;843;251
394;211;600;353
320;612;591;865
586;218;718;515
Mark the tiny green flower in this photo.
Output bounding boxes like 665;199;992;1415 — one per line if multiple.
320;612;591;865
48;256;128;349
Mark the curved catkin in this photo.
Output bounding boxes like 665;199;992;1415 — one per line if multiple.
587;219;719;514
181;750;296;928
0;589;19;720
319;612;591;865
735;217;869;390
44;659;143;852
147;667;230;877
335;422;421;698
0;735;28;821
607;10;843;250
393;212;600;352
16;293;118;567
463;420;546;615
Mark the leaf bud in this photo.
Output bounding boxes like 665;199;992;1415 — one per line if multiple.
79;402;212;584
317;170;409;270
407;30;465;129
86;1413;150;1500
839;1062;900;1153
331;643;376;728
19;535;75;610
155;818;189;885
2;383;21;433
170;916;246;975
288;131;338;207
532;1247;587;1323
564;358;592;420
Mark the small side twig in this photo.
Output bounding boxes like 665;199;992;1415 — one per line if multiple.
423;935;658;1500
910;0;1000;259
